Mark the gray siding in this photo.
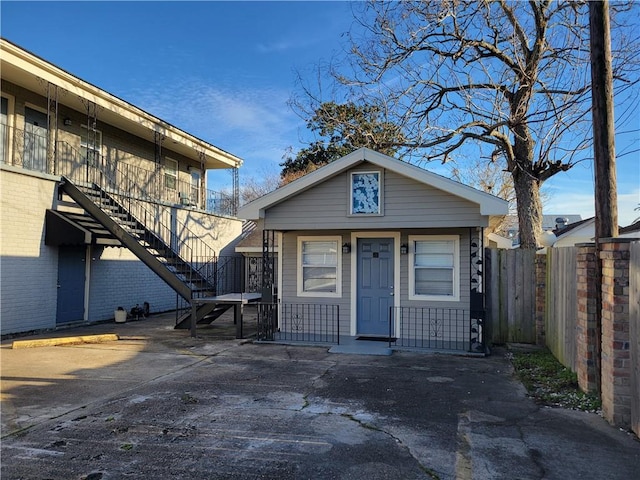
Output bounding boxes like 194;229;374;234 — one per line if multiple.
279;228;472;337
265;164;486;230
280;231;352;337
2;80;204;183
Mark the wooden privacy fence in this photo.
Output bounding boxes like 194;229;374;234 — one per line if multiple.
545;247;578;370
487;241;639;437
485;248;537;344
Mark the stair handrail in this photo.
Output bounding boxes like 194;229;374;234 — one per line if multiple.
56;141;219;296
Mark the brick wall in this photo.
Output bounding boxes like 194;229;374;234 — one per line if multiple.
1;167;243;335
575;243;599;393
599;239;633;427
0;168;59;334
88;247;176;321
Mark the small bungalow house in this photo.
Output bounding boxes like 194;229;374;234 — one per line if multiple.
238;148;508;352
1;38;244;336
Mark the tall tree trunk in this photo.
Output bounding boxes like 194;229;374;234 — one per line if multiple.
513;170;543;249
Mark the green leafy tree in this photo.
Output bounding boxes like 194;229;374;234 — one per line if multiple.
281;101;403;178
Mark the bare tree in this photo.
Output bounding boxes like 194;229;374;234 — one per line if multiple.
239;168;281;205
297;0;639;248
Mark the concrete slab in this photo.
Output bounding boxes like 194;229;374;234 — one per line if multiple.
329;337;392;355
1;313;639;479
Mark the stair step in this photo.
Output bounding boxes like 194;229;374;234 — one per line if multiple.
63;177;223;307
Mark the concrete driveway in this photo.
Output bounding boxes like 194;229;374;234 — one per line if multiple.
2;314;638;479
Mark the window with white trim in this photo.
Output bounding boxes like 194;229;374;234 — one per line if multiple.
165;158;178;190
409;235;459;301
0;96;8;163
190;169;201;205
297;236;341;297
81;124;102;164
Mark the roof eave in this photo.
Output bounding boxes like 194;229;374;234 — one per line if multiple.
1;38;242;169
237;147;510;220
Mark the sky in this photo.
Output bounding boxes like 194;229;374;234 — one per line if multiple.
2;0;639;226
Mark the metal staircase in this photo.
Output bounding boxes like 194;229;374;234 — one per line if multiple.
59;178;216;303
173;303;234;330
53;139;240;332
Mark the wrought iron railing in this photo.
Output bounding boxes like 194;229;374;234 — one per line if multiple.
52;141;215;288
174;255;250;324
389;307;485;352
257;303;340;344
6;130;224;303
0;123;236;216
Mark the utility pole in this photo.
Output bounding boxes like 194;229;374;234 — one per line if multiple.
589;0;618;396
590;0;618;240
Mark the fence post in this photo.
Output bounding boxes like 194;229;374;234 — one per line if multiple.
535;251;547;346
630;242;640;437
484;248;494;345
599;238;633;429
575;243;599;394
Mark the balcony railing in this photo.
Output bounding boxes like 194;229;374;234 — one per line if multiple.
0;122;236;216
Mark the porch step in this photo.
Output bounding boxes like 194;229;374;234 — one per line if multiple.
328;338;392;356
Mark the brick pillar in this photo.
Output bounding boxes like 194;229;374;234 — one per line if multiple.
535;252;547;346
575;243;599;393
600;239;632;428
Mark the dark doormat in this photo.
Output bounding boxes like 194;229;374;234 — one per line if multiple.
356;336;396;342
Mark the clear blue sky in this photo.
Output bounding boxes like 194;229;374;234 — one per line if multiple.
2;1;639;225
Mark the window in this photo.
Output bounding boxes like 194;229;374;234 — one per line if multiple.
24;107;48;172
350;171;381;215
0;96;8;163
165;158;178;190
409;235;459;301
297;236;341;297
190;169;200;205
81;124;102;164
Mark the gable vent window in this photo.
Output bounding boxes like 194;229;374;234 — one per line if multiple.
350;171;382;215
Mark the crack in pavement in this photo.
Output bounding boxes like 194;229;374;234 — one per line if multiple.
341;412;443;479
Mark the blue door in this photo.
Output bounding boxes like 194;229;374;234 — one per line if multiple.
56;246;86;325
357;238;394;336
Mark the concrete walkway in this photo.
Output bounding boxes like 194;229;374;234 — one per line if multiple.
1;314;638;479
